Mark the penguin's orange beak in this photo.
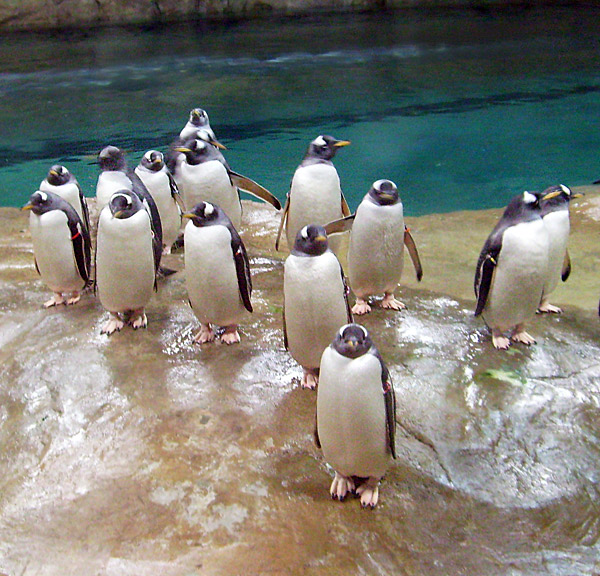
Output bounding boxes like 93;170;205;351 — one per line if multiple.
174;147;192;154
542;190;561;200
334;140;351;148
21;203;33;211
210;138;227;150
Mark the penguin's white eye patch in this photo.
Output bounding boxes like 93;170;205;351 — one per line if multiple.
313;135;327;147
204;202;215;216
338;324;351;338
113;192;132;206
36;191;48;202
560;184;571;196
300;226;309;239
523;191;537;204
359;325;368;338
144;151;154;161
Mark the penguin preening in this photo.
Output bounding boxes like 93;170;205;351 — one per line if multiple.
174;138;280;229
325;179;423;314
95;190;159;335
475;190;554;350
183;201;253;345
276;135;351;255
135;150;185;254
22;190;91;308
283;224;352;389
316;323;396;508
39;165;90;235
537;184;582;314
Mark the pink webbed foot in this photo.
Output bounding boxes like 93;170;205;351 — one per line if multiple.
381;292;406;311
352;298;371;315
44;293;65;308
356;478;381;509
301;369;319;390
101;314;124;335
329;472;355;502
220;325;241;345
193;323;215;344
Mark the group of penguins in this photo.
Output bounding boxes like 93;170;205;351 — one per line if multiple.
22;107;582;508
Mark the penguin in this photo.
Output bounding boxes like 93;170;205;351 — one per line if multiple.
95;190;159;335
96;145;163;271
325;179;423;315
39;165;90;234
276;135;351;255
183;201;252;345
474;190;552;349
134;150;185;254
22;190;92;308
283;224;353;389
175;138;280;229
179;107;217;142
316;323;396;508
537;184;582;314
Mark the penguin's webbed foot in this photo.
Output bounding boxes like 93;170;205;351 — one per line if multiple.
301;369;319;390
194;323;215;344
44;293;65;308
65;292;81;306
491;330;511;350
101;314;124;335
356;478;380;509
537;302;563;314
511;329;536;346
128;310;148;330
381;293;406;311
220;325;241;345
352;298;371;316
330;472;355;502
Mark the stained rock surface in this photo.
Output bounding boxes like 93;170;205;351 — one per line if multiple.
0;189;599;575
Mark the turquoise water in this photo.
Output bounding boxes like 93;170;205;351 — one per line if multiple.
1;6;600;215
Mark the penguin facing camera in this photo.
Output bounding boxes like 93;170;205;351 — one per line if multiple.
183;201;253;345
276;135;351;255
283;224;352;389
22;190;92;308
95;190;159;335
316;323;396;509
325;179;423;315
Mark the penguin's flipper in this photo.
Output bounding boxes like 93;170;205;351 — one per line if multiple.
78;184;91;234
34;257;41;276
68;217;91;284
370;346;396;459
282;304;289;350
167;171;186;213
230;230;253;313
341;193;351;217
404;226;423;281
474;252;498;317
561;249;572;282
275;195;290;251
314;415;321;449
228;171;282;210
340;262;354;323
130;169;164;247
324;214;355;236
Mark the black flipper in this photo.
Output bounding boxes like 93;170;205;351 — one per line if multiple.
66;209;92;285
228;171;282;210
369;346;396;459
275;195;290;251
229;225;253;313
561;249;571;282
404;226;423;282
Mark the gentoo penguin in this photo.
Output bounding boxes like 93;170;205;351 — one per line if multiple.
183;201;252;345
22;190;91;308
276;135;351;255
537;184;582;314
175;138;280;229
39;165;90;234
135;150;185;254
326;179;423;314
95;190;159;335
179;107;217;142
96;146;163;270
475;190;552;349
283;224;353;389
316;323;396;508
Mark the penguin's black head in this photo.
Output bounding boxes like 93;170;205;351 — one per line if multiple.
22;190;62;215
368;179;399;206
305;135;350;162
46;165;70;186
98;145;127;172
175;139;214;165
292;224;329;256
332;323;373;359
502;190;543;222
540;184;583;214
140;150;164;172
109;190;141;219
182;201;221;227
189;108;209;128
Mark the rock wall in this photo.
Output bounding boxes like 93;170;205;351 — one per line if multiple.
0;0;557;32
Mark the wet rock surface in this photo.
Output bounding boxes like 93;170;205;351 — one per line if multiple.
1;190;599;575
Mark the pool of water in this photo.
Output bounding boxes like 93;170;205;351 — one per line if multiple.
1;5;600;214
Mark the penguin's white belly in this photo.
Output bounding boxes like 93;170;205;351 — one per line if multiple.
483;220;548;331
543;210;570;296
135;168;181;247
30;211;84;293
184;223;247;326
96;208;155;313
348;201;405;297
178;162;242;228
317;349;390;479
39;181;85;225
286;164;344;249
96;171;132;212
284;252;348;370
